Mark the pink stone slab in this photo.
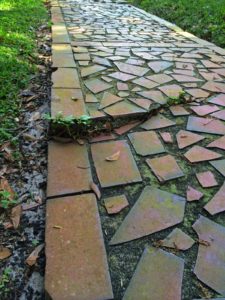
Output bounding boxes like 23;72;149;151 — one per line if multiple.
129;98;152;110
104;101;145;118
104;195;129;214
146;154;184;182
85;78;112;94
190;105;219;116
170;105;190;116
128;131;165;156
132;77;159;89
114;121;141;135
204;182;225;215
148;61;173;73
110;186;185;245
186;89;210;98
196;171;218;188
141;114;175;130
89;133;116;143
187;186;203;201
81;65;106;77
159;132;173;143
202;81;225;93
184;146;221;163
187;116;225;135
172;74;203;82
211;109;225;121
210;159;225;177
114;61;149;77
108;72;136;82
193;215;225;295
160;228;195;250
137;90;167;104
208;94;225;107
159;84;183;98
207;135;225;150
123;247;184;300
99;92;122;109
146;74;173;84
176;130;205;149
211;68;225;77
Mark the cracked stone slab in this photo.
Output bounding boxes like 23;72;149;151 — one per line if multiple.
45;194;113;300
146;155;184;182
176;130;205;149
99;92;123;109
160;228;195;250
187;116;225;135
91;140;142;188
141;114;175;130
123;247;184;300
47;142;92;198
128;131;165;156
184;145;221;163
110;186;185;245
204;182;225;215
193;215;225;295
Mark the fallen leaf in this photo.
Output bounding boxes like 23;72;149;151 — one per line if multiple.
23;133;37;141
25;244;44;266
77;138;85;145
90;182;101;199
10;205;22;229
0;178;15;200
0;246;12;260
22;202;40;211
105;150;120;161
198;239;211;247
53;225;62;229
3;222;13;229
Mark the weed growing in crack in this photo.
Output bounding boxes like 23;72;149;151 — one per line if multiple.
166;90;186;106
0;190;17;210
0;268;12;297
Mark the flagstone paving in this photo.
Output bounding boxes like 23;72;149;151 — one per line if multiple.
47;0;225;299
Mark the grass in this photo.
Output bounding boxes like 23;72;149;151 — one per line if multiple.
0;0;47;144
129;0;225;48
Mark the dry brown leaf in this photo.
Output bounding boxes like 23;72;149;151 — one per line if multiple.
0;178;15;200
53;225;62;229
26;244;44;266
10;205;22;229
90;182;101;200
76;138;85;145
105;150;120;161
3;222;13;229
22;202;40;211
0;246;12;260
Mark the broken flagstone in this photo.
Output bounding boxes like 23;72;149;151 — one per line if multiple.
210;159;225;177
160;228;195;250
176;130;205;149
104;195;129;215
196;171;218;188
123;247;184;300
204;182;225;215
110;186;185;245
184;146;222;163
187;116;225;135
193;216;225;295
187;186;203;201
141;114;175;130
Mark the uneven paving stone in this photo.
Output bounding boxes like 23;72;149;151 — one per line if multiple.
91;140;142;188
202;81;225;93
52;53;76;68
85;93;98;103
110;186;185;245
159;84;183;98
123;247;184;300
187;116;225;135
187;186;203;201
141;114;175;130
210;159;225;177
129;98;152;110
159;131;173;143
184;145;222;163
104;195;129;215
196;171;218;188
108;71;136;82
45;194;113;300
193;216;225;295
89;133;116;143
132;77;159;89
176;130;205;149
148;61;173;73
146;73;173;84
204;182;225;215
185;88;210;98
172;74;203;82
47;142;92;197
51;88;87;117
114;121;141;135
52;24;70;44
207;135;225;150
74;53;90;61
210;109;225;121
160;228;195;250
137;90;167;104
99;92;123;109
104;101;146;117
114;61;149;76
128;131;165;156
80;64;106;77
146;154;184;182
84;78;112;94
52;68;80;88
207;93;225;106
170;105;190;116
190;104;220;116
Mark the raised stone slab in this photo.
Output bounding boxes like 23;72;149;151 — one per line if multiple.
45;194;113;300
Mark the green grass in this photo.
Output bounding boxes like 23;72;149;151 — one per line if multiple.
0;0;47;144
129;0;225;48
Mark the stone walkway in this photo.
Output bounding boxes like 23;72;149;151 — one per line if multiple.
46;0;225;299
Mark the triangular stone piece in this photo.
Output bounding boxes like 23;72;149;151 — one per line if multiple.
114;61;149;77
187;116;225;135
148;61;173;73
99;92;122;109
210;159;225;177
204;182;225;215
187;186;203;201
176;130;205;149
207;135;225;150
110;186;185;245
160;228;195;250
123;247;184;300
141;114;175;130
184;146;221;163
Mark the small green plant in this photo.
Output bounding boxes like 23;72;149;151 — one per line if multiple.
0;268;12;296
166;91;186;106
44;112;92;138
0;190;17;210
